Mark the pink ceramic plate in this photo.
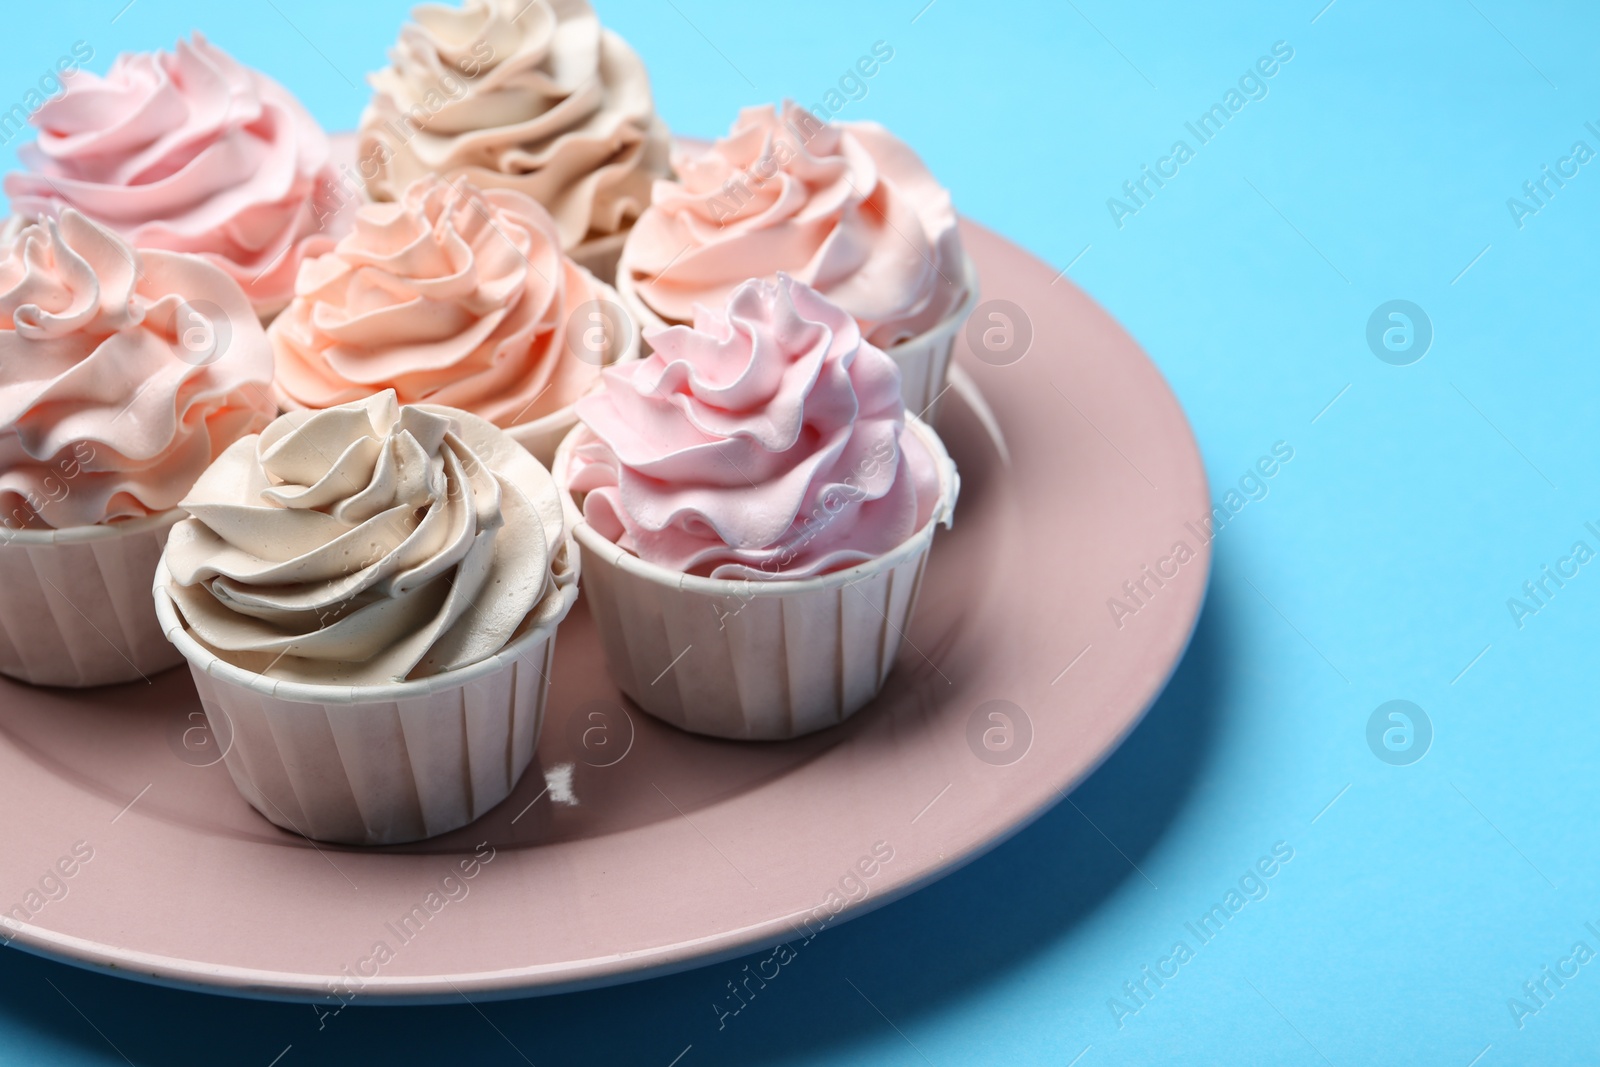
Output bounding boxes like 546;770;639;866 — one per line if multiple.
0;220;1209;1003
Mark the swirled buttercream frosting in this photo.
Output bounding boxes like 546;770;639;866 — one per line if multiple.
359;0;670;251
269;176;618;434
566;275;941;580
0;209;274;530
4;33;344;318
163;390;573;685
622;102;966;348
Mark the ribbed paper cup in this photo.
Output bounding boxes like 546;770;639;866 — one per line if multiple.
615;253;980;423
892;254;980;423
151;553;580;846
505;271;643;467
0;510;185;687
555;417;958;741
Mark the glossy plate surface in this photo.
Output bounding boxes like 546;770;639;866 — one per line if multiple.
0;221;1209;1003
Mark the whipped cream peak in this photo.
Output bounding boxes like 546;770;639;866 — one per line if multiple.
0;208;275;529
623;101;966;349
166;390;573;684
569;275;942;579
359;0;670;249
5;32;345;317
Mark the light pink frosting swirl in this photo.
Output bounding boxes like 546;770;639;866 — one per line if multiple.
0;209;275;530
622;103;966;349
269;176;621;435
567;275;941;580
4;34;343;318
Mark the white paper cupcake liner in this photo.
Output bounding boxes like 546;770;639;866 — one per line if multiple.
0;509;185;688
616;252;979;423
555;417;958;741
151;554;580;846
891;254;980;423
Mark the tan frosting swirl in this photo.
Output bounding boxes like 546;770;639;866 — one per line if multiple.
0;209;274;530
162;390;574;685
359;0;670;251
269;176;624;444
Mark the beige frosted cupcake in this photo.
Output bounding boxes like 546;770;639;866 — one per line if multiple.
0;210;275;687
619;102;977;419
556;275;957;740
268;176;638;466
358;0;671;284
153;390;578;845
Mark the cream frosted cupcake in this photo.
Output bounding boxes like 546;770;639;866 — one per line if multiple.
619;102;977;418
359;0;671;284
3;34;350;320
268;175;638;466
0;210;275;687
556;275;957;740
153;390;579;845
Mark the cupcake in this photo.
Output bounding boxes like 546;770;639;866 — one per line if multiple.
4;33;350;320
359;0;671;284
0;210;275;687
619;102;977;418
152;390;579;844
269;175;638;466
556;275;958;740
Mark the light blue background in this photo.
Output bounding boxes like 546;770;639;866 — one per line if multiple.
2;1;1597;1063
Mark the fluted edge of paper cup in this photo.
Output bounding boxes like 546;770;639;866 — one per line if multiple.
553;416;958;741
615;252;980;421
889;252;980;423
0;508;185;688
506;272;643;467
151;550;580;846
613;261;668;356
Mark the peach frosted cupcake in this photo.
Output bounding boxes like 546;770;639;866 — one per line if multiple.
556;275;957;740
4;34;349;320
359;0;670;283
153;390;579;844
619;102;976;417
0;210;275;687
269;176;638;465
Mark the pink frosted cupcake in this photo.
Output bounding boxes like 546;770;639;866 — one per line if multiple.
619;102;977;417
556;274;958;740
0;210;275;687
269;176;637;465
4;34;349;320
153;390;579;844
359;0;671;284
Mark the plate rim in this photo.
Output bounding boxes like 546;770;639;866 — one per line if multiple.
0;219;1212;1003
